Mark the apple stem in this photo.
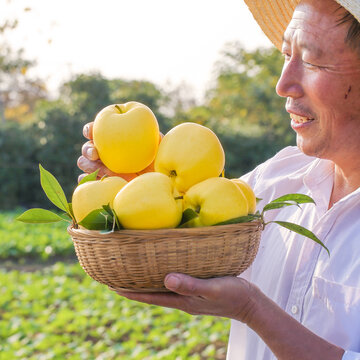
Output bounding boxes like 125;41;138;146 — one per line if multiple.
169;170;177;177
114;105;123;114
174;196;183;200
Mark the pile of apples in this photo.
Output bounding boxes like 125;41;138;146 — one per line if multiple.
72;101;256;230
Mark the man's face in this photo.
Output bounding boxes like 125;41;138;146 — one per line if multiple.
276;0;360;163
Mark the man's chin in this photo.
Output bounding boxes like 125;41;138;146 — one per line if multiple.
296;139;316;158
296;139;327;160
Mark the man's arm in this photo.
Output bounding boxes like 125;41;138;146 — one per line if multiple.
115;273;345;360
245;279;345;360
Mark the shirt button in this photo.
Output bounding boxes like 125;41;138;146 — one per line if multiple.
291;305;299;315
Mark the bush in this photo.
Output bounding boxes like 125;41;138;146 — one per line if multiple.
0;121;38;209
30;102;84;206
0;102;84;210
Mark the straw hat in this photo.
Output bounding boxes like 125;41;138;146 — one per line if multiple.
244;0;360;50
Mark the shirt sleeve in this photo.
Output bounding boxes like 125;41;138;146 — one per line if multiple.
342;351;360;360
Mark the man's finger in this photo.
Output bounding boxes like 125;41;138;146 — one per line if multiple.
77;156;138;182
78;173;87;183
114;288;192;310
81;141;99;160
83;122;94;140
77;156;105;176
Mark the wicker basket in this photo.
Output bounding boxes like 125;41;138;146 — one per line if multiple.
68;221;262;292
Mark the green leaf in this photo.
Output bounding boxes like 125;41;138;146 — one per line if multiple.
262;201;300;213
39;164;70;214
16;209;64;224
102;204;121;231
78;209;110;230
100;229;114;234
272;221;330;256
213;214;261;226
62;212;72;220
68;203;75;221
270;194;315;205
102;204;113;218
179;208;199;226
60;203;76;222
110;207;122;230
78;169;100;185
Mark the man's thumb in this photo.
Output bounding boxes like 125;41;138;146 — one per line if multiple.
164;273;210;296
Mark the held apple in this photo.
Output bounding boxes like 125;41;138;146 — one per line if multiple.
113;172;183;230
154;122;225;193
93;102;160;174
183;177;249;227
72;176;128;223
136;132;164;175
230;178;257;214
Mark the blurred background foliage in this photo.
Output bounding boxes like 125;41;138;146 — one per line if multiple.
0;22;295;210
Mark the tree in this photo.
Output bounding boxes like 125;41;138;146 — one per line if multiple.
59;74;172;132
59;73;112;122
0;16;47;123
207;41;293;142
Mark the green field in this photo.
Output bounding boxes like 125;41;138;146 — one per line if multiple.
0;210;230;359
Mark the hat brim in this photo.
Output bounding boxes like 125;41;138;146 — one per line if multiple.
244;0;360;50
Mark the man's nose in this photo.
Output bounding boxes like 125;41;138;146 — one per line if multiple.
276;58;304;99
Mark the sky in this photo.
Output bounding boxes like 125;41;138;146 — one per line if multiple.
1;0;272;101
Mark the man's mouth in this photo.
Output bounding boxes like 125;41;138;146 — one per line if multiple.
290;113;315;124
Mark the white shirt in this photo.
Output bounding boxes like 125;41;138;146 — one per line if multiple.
226;146;360;360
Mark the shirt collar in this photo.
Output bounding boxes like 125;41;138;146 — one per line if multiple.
303;158;334;213
303;158;334;189
303;158;360;211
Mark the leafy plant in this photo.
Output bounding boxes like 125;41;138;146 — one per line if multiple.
0;263;229;359
182;193;330;256
16;165;122;232
17;165;96;227
17;166;329;255
0;210;72;261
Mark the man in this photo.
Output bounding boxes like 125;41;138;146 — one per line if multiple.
77;0;360;358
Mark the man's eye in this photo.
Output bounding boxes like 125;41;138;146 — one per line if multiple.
303;61;325;70
282;53;291;61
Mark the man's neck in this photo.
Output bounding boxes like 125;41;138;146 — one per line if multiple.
329;162;360;208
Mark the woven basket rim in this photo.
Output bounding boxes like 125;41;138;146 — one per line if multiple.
68;220;263;292
68;220;263;237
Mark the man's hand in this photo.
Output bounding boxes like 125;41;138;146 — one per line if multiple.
115;273;345;360
114;273;259;323
77;122;137;183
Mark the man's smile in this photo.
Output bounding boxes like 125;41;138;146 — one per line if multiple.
290;113;315;124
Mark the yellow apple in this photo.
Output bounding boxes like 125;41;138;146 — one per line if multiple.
136;132;164;175
93;102;160;174
231;178;257;214
72;176;127;223
154;122;225;193
183;177;248;227
113;172;183;230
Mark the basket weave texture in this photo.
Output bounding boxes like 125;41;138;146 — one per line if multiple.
68;221;262;292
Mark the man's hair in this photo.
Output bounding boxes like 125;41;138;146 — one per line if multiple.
336;8;360;56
